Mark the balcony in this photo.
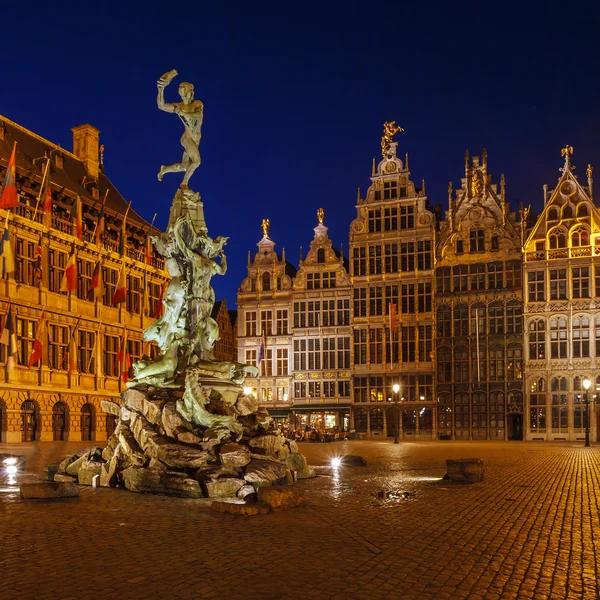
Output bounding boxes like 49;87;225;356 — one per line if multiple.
525;246;593;261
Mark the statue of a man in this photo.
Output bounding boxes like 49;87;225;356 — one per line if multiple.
157;70;204;188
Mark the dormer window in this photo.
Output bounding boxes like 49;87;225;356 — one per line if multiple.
384;180;398;199
577;204;589;218
469;228;485;252
456;239;464;254
549;231;567;249
491;235;499;251
547;208;558;221
262;272;271;291
571;227;590;247
54;154;64;169
562;205;573;219
317;248;325;263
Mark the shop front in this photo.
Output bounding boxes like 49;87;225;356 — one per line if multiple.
290;404;351;438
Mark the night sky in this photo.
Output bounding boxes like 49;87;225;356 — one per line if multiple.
2;2;599;304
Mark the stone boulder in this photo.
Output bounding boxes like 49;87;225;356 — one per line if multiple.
248;434;285;458
236;484;256;500
65;454;88;477
219;443;251;468
121;466;203;497
444;458;485;483
118;427;146;466
101;399;120;416
162;402;192;438
284;452;315;479
177;431;202;445
99;453;119;487
211;501;269;516
258;486;305;510
21;481;80;499
204;478;245;498
244;458;291;485
77;460;103;485
53;473;76;483
234;394;259;416
145;435;208;469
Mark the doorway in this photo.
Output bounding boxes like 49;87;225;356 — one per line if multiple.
52;402;67;441
81;404;94;441
21;400;37;442
508;414;523;440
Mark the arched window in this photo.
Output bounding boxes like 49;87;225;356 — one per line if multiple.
549;230;567;249
547;208;558;221
317;248;325;263
81;404;94;442
437;393;452;435
571;227;590;247
573;376;583;391
454;346;469;382
21;400;38;442
551;376;567;391
453;304;469;336
52;401;67;441
438;346;452;382
437;306;451;337
354;408;368;432
470;228;485;252
370;407;384;430
472;392;487;434
550;317;568;358
572;315;590;358
454;393;469;435
577;204;589;218
562;205;574;219
472;303;487;335
507;343;523;380
262;272;271;291
489;345;505;381
530;377;546;392
488;302;503;334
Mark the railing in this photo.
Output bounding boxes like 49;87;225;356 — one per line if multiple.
525;247;592;261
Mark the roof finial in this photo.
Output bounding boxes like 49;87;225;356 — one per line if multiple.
99;144;105;171
464;149;470;169
381;121;404;157
500;173;506;203
317;208;324;225
371;157;376;175
561;145;574;167
261;218;270;237
405;152;409;170
421;179;426;195
587;164;593;180
357;187;361;203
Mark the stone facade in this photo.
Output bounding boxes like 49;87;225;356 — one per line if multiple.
0;114;168;443
211;298;235;362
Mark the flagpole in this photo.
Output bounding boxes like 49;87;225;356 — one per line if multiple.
475;307;481;382
90;189;109;244
142;212;157;317
32;158;51;223
63;315;82;370
88;316;103;373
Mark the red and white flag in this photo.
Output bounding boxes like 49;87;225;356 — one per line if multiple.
60;246;77;292
112;264;127;305
28;311;46;367
0;142;18;209
116;328;131;383
87;259;103;301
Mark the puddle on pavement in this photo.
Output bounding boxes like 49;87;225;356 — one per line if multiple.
372;489;417;502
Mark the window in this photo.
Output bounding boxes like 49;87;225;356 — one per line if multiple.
472;343;486;381
454;304;469;337
551;384;568;432
455;393;469;432
456;239;464;254
102;267;117;306
306;272;320;290
401;326;415;362
337;337;350;368
308;381;321;398
337;299;350;325
507;344;523;380
370;407;384;429
15;238;36;286
293;339;306;370
353;377;368;402
127;340;141;380
353;288;367;318
261;387;273;402
506;302;522;334
368;328;383;364
338;380;350;397
293;302;306;329
323;300;336;328
417;240;432;270
48;248;67;293
353;329;367;365
489;346;505;381
438;347;452;382
245;349;257;367
384;243;398;273
127;275;141;313
550;269;567;300
384;207;397;231
488;303;503;334
245;311;257;336
369;376;384;402
75;259;93;300
322;271;336;288
17;318;36;366
352;247;366;276
400;205;414;229
277;387;288;402
454;346;469;382
294;382;306;398
595;267;600;297
354;408;368;431
323;381;336;397
401;284;415;314
417;283;432;313
307;301;320;327
549;230;567;249
595;316;600;356
436;267;451;293
322;338;335;369
78;330;96;373
528;319;546;359
472;392;487;431
528;271;545;302
368;246;382;275
491;235;499;251
470;264;485;291
488;262;503;290
385;285;399;314
48;324;69;370
437;306;451;337
529;378;546;432
572;267;589;298
490;391;505;431
317;248;325;263
276;348;288;375
470;229;484;252
400;242;415;272
104;334;119;377
418;325;432;362
276;310;288;335
571;227;589;247
262;272;271;291
550;317;568;359
260;311;272;335
384;181;398;200
367;286;382;316
547;209;558;221
505;261;522;289
572;315;590;358
368;209;382;233
453;265;468;292
307;339;320;370
261;349;273;376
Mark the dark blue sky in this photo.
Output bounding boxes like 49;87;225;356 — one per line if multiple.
2;2;599;304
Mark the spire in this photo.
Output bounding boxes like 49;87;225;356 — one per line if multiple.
357;187;361;203
282;247;286;263
299;246;303;264
247;250;251;266
464;149;470;170
482;147;487;170
500;174;506;203
448;181;454;231
405;152;409;171
421;179;426;195
543;184;548;206
371;157;376;175
588;164;594;199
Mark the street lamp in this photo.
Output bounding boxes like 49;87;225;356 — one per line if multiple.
583;378;591;447
392;383;400;444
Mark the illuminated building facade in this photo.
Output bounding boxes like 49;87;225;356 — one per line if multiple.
523;149;600;442
236;225;296;423
349;139;436;439
0;115;167;443
435;151;525;440
211;298;235;362
290;211;351;430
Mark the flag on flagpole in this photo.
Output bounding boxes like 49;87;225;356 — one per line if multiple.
33;235;43;286
389;303;398;332
145;234;153;265
154;281;166;318
119;201;132;257
70;195;83;241
0;142;18;209
0;225;15;276
1;304;18;373
88;259;103;301
60;245;77;292
95;190;108;247
258;329;266;364
63;316;81;372
28;311;46;367
117;327;131;382
112;264;127;305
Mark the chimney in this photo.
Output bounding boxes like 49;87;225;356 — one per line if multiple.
71;124;100;179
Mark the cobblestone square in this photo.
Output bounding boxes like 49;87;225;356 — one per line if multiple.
1;440;599;599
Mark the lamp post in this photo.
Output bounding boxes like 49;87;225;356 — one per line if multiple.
392;383;400;444
583;378;591;447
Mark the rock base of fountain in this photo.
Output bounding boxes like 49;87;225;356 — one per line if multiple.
53;386;313;498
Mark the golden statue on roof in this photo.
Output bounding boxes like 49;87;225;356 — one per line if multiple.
381;121;404;157
261;218;270;237
471;170;484;198
561;145;574;159
587;164;593;179
317;208;324;225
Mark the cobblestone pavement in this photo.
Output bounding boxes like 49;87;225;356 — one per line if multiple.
1;440;599;600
